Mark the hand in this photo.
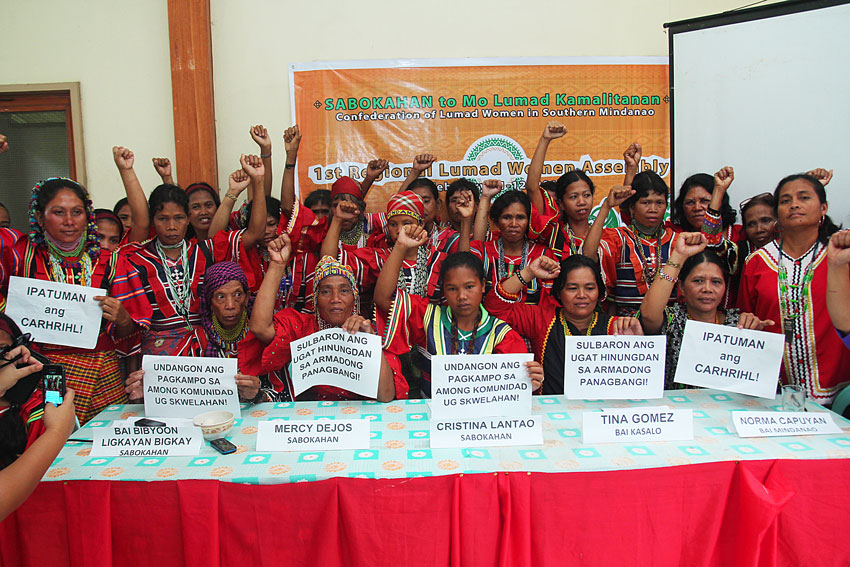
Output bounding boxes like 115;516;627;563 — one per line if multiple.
112;146;135;170
481;179;503;200
125;369;145;401
412;153;436;172
152;157;172;179
610;316;644;336
605;185;635;208
395;224;428;250
334;199;361;223
240;154;265;181
0;346;43;398
806;168;833;187
283;125;301;154
250;125;271;153
0;133;8;154
623;142;642;169
94;295;132;329
672;232;708;259
228;169;251;194
737;312;774;331
542;121;567;140
267;233;292;266
236;373;261;402
527;255;561;281
827;229;850;267
455;191;475;220
525;361;544;392
365;159;389;179
713;166;734;194
342;314;375;335
43;388;76;439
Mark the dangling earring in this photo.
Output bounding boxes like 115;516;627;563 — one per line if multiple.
819;215;825;226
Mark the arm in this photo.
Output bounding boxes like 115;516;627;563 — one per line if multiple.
827;230;850;333
399;153;435;192
0;377;75;522
250;125;273;197
279;125;301;215
806;168;833;187
639;232;706;334
455;190;475;252
248;234;292;345
474;180;502;242
709;166;734;214
526;121;566;212
360;159;388;199
582;185;634;261
113;147;150;243
498;254;561;297
373;225;428;314
152;157;175;186
623;142;641;187
209;169;250;237
239;155;268;249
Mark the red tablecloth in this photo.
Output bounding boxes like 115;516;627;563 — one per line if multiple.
2;458;849;567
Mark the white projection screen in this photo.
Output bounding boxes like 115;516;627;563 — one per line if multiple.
667;0;850;226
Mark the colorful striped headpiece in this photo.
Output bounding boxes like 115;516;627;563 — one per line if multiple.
312;255;359;322
386;191;424;223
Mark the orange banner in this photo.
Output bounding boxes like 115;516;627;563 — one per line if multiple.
291;58;669;218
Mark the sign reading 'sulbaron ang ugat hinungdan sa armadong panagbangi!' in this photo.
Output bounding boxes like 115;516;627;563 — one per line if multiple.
291;56;669;218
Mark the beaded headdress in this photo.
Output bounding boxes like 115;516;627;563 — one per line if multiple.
28;177;99;260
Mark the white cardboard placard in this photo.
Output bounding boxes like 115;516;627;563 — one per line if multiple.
6;276;106;349
290;329;382;398
565;336;666;399
142;355;241;419
91;422;202;457
674;320;783;399
731;411;842;437
430;353;534;418
582;406;694;444
430;416;543;448
256;419;370;451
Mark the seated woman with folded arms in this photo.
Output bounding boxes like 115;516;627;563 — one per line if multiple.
240;235;400;402
374;226;543;398
639;232;773;389
485;254;642;395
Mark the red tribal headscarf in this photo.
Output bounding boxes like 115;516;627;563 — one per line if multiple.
386;191;424;223
331;177;362;201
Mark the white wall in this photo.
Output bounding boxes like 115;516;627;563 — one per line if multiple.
2;0;782;208
0;0;174;211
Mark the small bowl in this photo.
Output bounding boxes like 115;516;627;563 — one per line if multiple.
193;410;235;440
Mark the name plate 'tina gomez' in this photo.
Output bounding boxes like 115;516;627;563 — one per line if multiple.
582;406;694;444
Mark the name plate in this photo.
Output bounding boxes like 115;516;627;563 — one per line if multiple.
582;406;694;444
565;336;666;400
6;276;106;349
256;419;370;452
430;416;543;448
142;355;241;419
674;320;783;399
731;411;843;438
430;353;534;418
91;423;202;457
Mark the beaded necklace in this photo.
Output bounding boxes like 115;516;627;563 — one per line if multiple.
156;239;193;328
210;310;248;355
259;249;292;305
339;222;364;247
560;311;598;336
496;237;530;281
777;239;819;344
564;224;579;256
399;244;429;297
628;222;662;285
47;247;93;287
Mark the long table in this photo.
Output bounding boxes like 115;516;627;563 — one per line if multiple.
2;390;850;566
